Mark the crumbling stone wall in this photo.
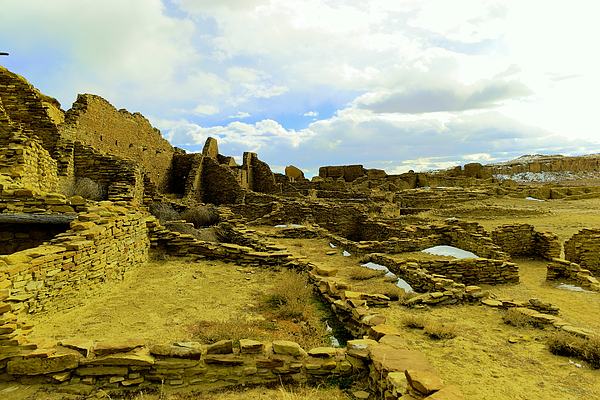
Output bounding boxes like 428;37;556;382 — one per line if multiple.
61;94;174;192
242;152;278;194
0;66;62;153
492;224;561;260
546;258;600;292
319;164;367;182
0;130;58;193
0;201;150;315
73;142;144;202
565;229;600;275
202;157;244;205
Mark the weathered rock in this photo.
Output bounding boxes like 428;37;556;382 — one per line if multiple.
84;347;154;366
273;340;302;356
93;339;147;356
149;343;203;359
368;324;401;341
239;339;264;354
405;369;444;395
206;340;233;355
307;347;337;358
370;346;439;376
424;385;464;399
7;353;79;375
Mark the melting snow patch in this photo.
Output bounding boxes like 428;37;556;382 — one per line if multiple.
525;197;545;202
422;245;478;259
329;243;336;248
361;262;415;293
555;283;596;293
343;250;351;257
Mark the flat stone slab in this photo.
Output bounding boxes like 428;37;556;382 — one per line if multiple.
369;346;439;376
84;347;154;366
149;343;203;359
273;340;302;356
93;339;147;356
7;353;79;375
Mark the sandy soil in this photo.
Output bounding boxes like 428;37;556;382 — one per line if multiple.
4;193;600;399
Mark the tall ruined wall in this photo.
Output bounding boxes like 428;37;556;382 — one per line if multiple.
61;94;174;192
243;152;278;194
0;66;62;153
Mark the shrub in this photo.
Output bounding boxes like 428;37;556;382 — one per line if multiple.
402;312;429;329
149;202;180;225
72;178;107;201
424;321;458;340
348;267;386;280
368;282;407;301
265;270;312;319
181;205;220;228
502;308;544;328
546;331;600;369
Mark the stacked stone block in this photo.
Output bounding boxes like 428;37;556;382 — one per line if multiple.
0;130;58;193
565;229;600;275
546;258;600;292
0;201;150;315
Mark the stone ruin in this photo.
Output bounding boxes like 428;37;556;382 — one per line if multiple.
1;65;600;398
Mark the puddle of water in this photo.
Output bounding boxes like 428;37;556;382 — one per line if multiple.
554;282;596;293
361;262;415;293
422;245;478;259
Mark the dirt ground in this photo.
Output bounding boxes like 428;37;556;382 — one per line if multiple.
3;192;600;399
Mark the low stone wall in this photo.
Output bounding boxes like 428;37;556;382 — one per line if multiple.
492;224;561;260
546;258;600;292
0;201;150;315
565;229;600;275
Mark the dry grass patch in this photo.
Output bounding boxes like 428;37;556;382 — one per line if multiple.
502;308;544;329
190;319;267;345
348;267;386;280
263;270;312;319
546;331;600;369
402;312;429;329
423;320;458;340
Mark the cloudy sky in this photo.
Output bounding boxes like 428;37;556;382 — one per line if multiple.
1;0;598;176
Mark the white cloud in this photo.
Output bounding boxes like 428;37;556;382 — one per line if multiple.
193;105;219;115
303;111;319;117
228;111;251;119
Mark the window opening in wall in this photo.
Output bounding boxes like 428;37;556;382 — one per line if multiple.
115;140;118;146
129;143;134;148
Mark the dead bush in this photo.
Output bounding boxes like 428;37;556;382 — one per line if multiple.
424;321;458;340
213;224;232;243
181;204;220;228
348;267;386;280
547;331;600;369
402;313;429;329
265;270;312;319
71;178;107;201
502;308;544;329
149;202;180;225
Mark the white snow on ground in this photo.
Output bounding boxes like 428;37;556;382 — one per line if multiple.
493;170;600;183
361;262;415;293
422;245;478;259
525;197;545;201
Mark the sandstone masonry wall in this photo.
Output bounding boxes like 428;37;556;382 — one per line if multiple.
546;258;600;292
0;201;150;315
0;66;61;154
564;229;600;275
61;94;174;192
0;131;58;193
491;224;561;260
